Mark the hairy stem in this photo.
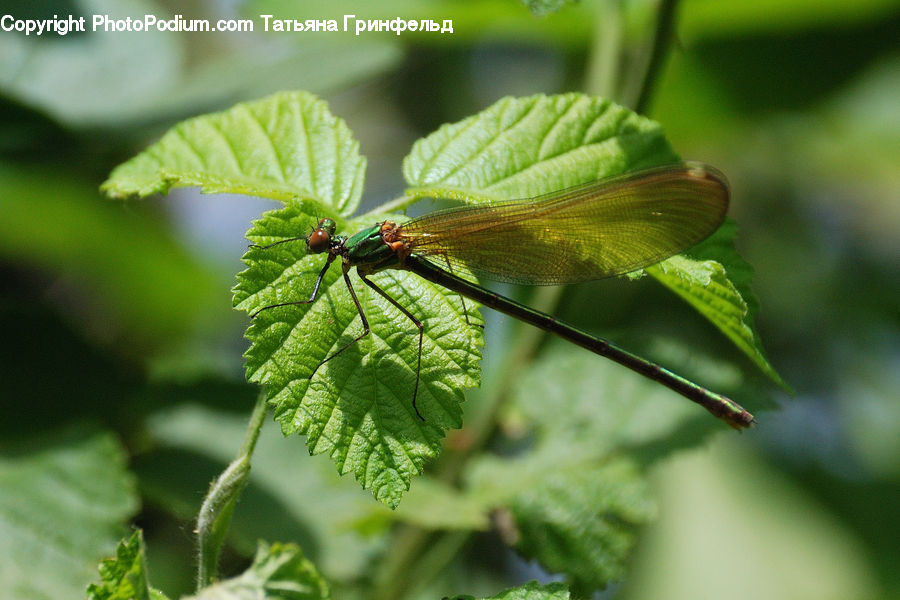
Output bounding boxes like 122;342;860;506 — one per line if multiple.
195;390;268;589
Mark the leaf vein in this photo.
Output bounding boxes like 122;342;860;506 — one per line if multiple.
242;104;288;184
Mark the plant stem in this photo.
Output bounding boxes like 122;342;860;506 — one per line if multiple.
238;389;268;458
195;390;268;590
622;0;680;113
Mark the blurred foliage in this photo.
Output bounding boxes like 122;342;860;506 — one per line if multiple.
0;0;897;598
1;429;138;600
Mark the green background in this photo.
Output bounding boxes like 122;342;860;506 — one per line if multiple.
1;0;897;598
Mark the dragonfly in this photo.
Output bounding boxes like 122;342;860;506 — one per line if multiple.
251;162;755;429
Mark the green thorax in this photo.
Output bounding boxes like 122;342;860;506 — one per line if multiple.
344;222;401;272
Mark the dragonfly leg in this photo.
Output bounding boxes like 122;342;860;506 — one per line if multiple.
359;273;426;422
309;262;373;379
441;254;483;330
250;254;335;318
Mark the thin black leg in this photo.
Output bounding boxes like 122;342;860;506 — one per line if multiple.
360;274;426;422
250;254;335;318
308;263;373;379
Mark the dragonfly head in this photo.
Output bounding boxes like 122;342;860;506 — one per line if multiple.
307;218;337;254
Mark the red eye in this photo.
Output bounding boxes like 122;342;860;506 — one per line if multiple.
307;228;331;253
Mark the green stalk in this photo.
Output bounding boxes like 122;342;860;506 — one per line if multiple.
195;390;268;589
622;0;680;113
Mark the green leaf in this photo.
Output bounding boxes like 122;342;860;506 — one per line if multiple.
465;348;693;592
86;530;168;600
233;205;484;508
647;220;789;389
445;580;571;600
509;460;656;592
403;93;678;204
0;428;139;599
185;542;329;600
102;91;366;213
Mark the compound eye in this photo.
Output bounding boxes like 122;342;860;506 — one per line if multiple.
306;228;331;254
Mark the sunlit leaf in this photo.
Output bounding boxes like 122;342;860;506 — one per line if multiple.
102;91;366;213
648;220;788;389
403;93;677;204
233;205;484;508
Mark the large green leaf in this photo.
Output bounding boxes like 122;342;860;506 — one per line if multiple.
648;220;788;389
102;91;366;213
462;346;714;592
403;93;677;203
233;205;484;508
0;429;138;600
